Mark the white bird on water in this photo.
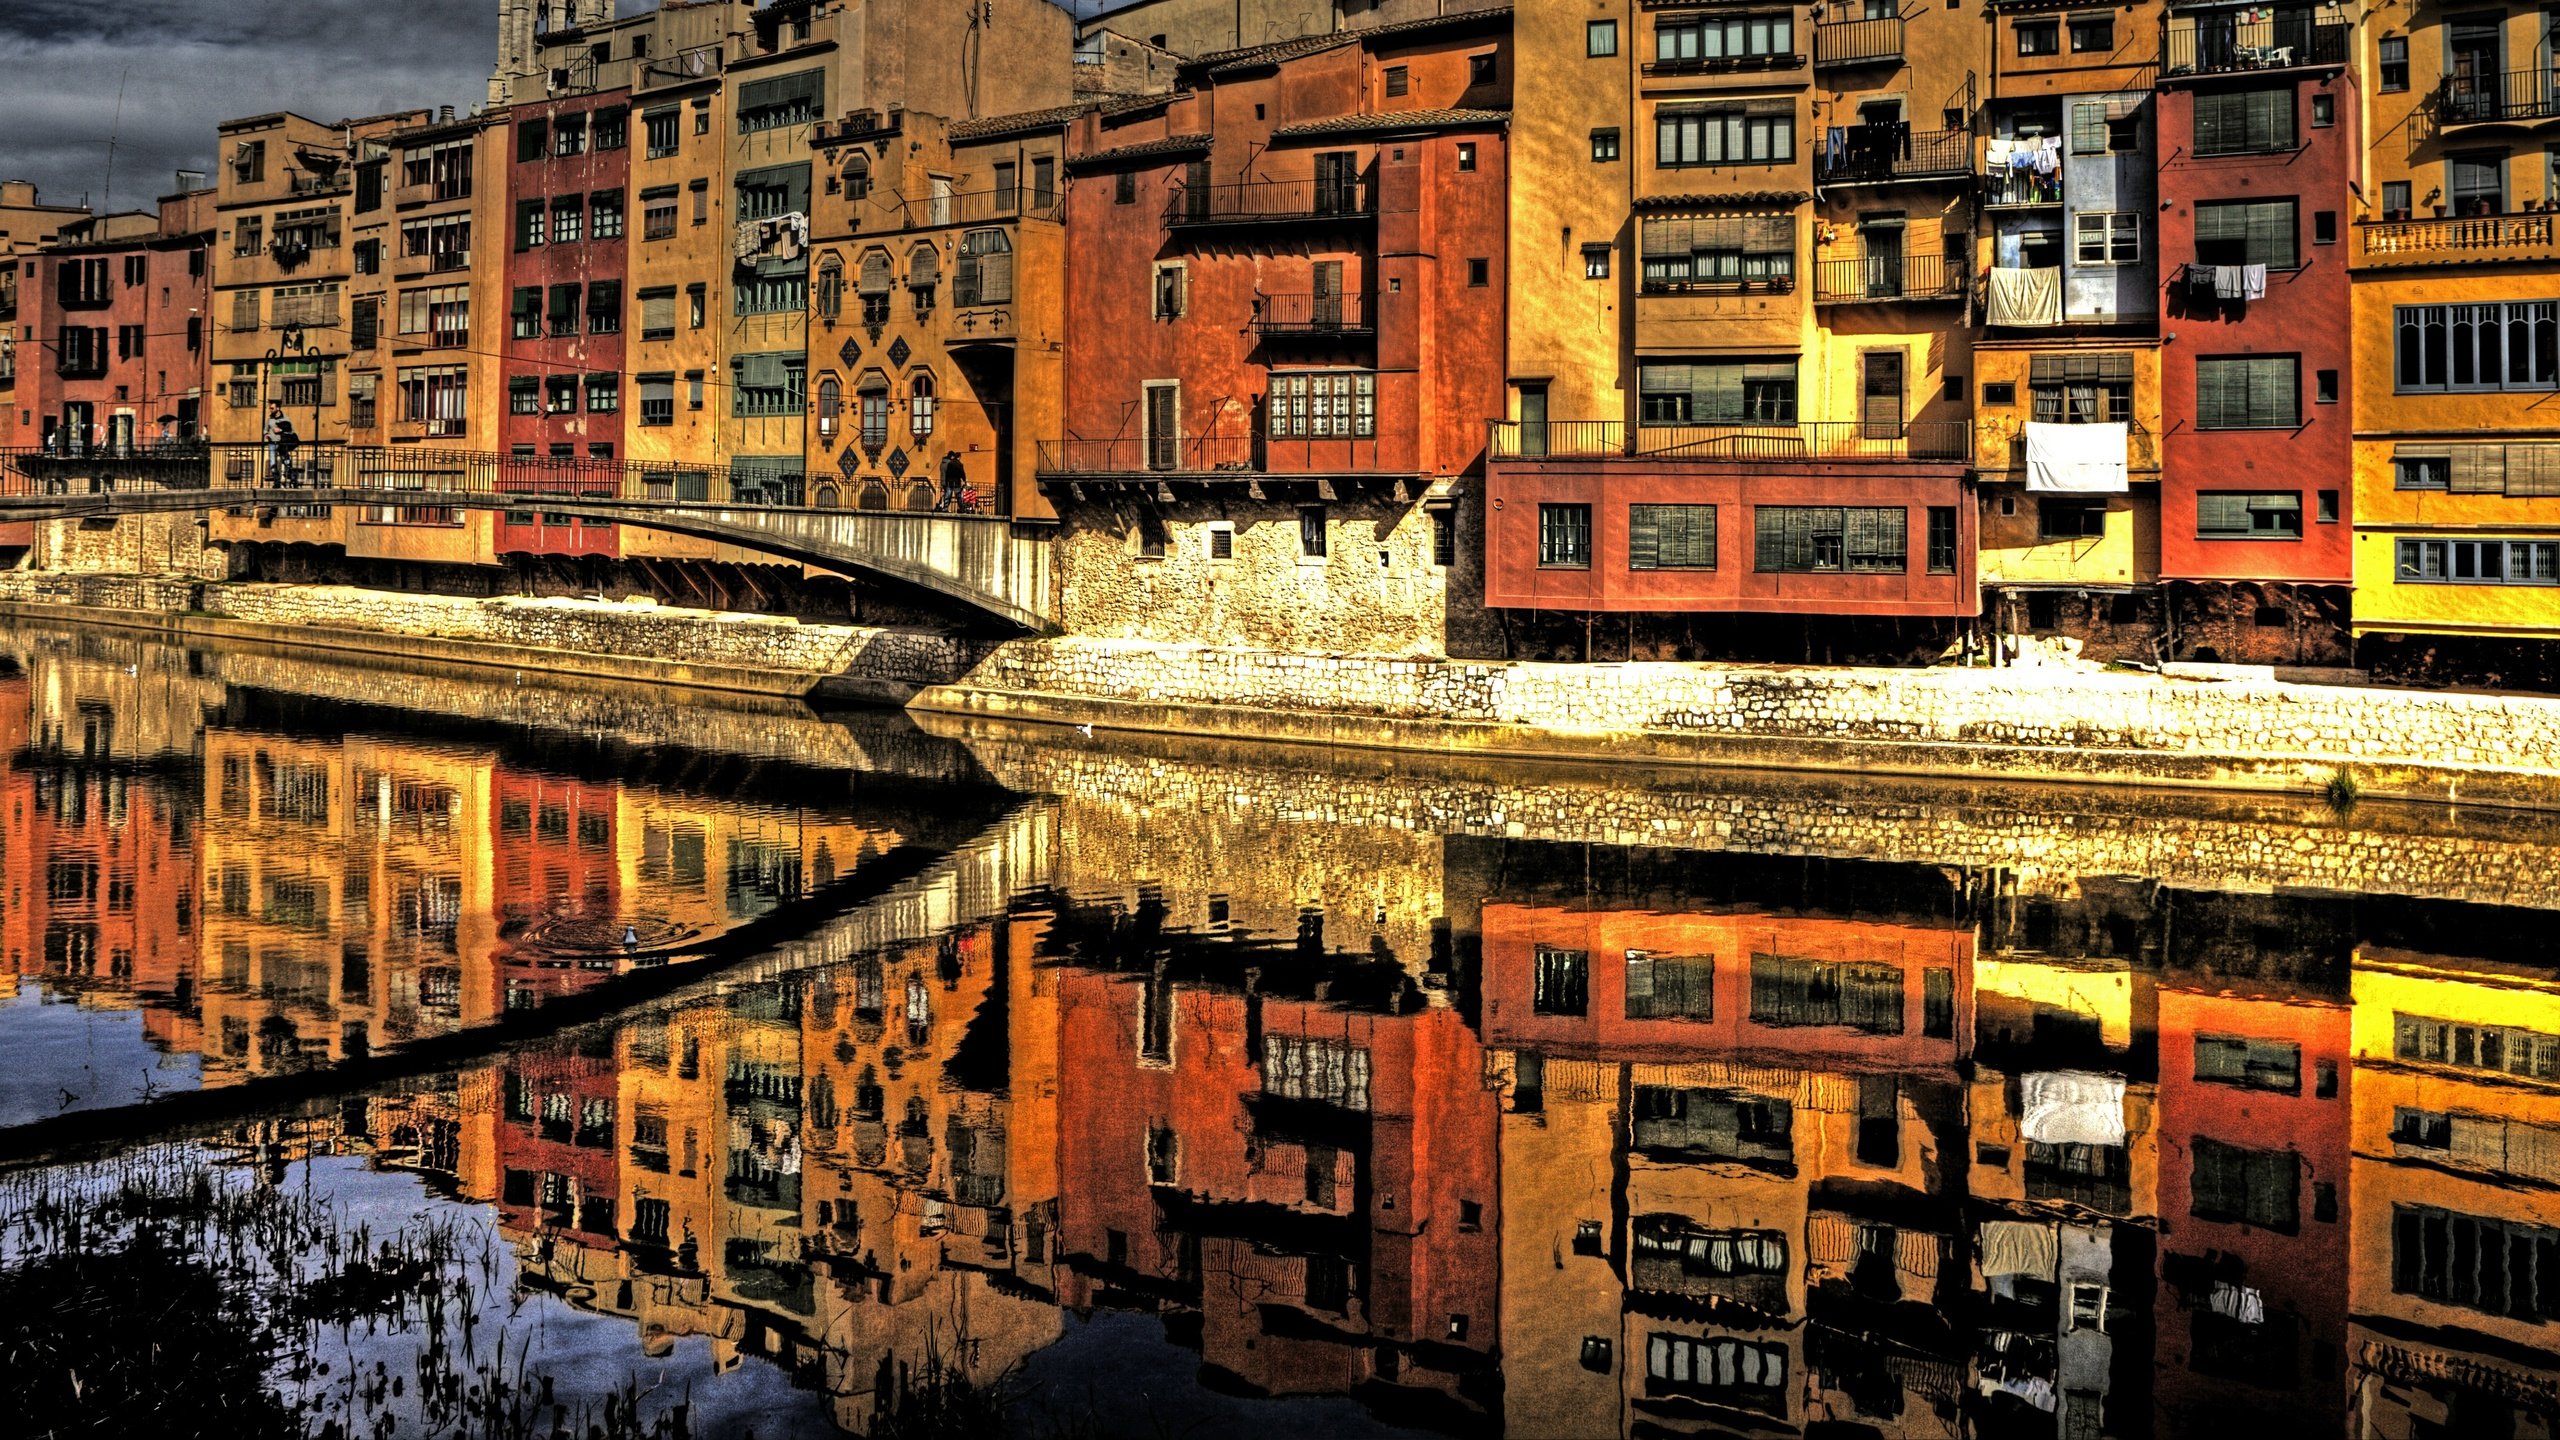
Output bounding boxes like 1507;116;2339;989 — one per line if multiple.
1076;723;1094;737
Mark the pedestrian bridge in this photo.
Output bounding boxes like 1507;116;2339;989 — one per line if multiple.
0;445;1057;630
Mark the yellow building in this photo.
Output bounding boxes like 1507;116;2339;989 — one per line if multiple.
2348;1;2560;673
2346;944;2560;1433
807;104;1072;518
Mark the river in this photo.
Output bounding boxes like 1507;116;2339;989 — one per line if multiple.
0;618;2554;1439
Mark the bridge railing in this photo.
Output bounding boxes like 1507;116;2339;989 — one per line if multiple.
0;442;1003;516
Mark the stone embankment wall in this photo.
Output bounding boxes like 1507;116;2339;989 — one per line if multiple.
12;573;2560;805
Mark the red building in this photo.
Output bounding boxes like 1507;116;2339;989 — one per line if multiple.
499;90;631;561
487;769;621;1012
498;1051;625;1252
1051;956;1500;1428
14;192;215;456
1045;13;1508;596
2155;10;2357;660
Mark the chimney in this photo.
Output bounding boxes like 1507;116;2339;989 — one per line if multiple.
439;104;456;123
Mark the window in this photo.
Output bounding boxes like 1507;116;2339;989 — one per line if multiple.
1269;371;1375;438
2193;87;2293;155
1656;14;1795;64
586;280;620;335
519;120;548;163
2074;211;2140;265
734;273;806;316
2069;14;2113;51
688;284;705;329
1458;142;1477;172
593;109;626;150
2317;489;2339;522
1592;128;1621;162
1927;506;1958;573
509;378;541;415
550;198;582;246
1583;243;1612;279
510;286;542;339
2191;1138;2299;1231
2452;151;2506;216
2197;490;2303;538
2393;301;2560;392
2397;538;2560;585
553;113;587;157
1263;1034;1371;1110
546;282;581;338
1641;359;1797;423
1385;65;1409;97
396;364;468;435
1152;262;1185;319
2197;356;2299;429
1114;171;1137;205
1624;952;1714;1020
544;375;579;415
1532;946;1590;1014
1750;955;1905;1032
2378;36;2408;92
2029;353;2133;422
1469;257;1490;286
644;108;679;157
516;199;545;250
1589;19;1618;55
584;374;618;413
1430;509;1455;567
2194;199;2296;269
396;284;469;347
2070;98;2142;155
643;194;677;240
2016;18;2059;54
638;287;676;341
639;375;673;426
1644;1332;1788;1413
1471;52;1496;85
956;228;1012;305
859;389;889;448
1657;103;1794;166
1538;504;1592;568
2382;180;2412;221
2196;1034;2302;1090
2313;210;2337;245
2398;1014;2560;1076
591;191;624;240
2311;92;2334;127
736;70;824;133
353;238;381;275
1754;507;1906;573
1629;504;1715;569
2395;454;2450;490
2040;498;2108;540
1300;505;1328;558
1641;213;1794;291
2395;1205;2560;1321
731;354;806;417
351;296;380;350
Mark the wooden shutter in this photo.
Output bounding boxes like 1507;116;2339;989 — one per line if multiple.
2196;492;2249;533
1862;351;1904;438
858;250;892;295
1753;506;1788;570
1743;215;1793;254
2509;444;2560;496
2448;443;2508;493
1642;217;1695;257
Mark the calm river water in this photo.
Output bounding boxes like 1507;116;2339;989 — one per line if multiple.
1;620;2556;1439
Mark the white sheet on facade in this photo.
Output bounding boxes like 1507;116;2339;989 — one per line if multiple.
2022;423;2130;494
1980;1220;2058;1278
2019;1069;2127;1146
1986;265;2062;327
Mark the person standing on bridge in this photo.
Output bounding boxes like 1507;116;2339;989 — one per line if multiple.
263;402;288;485
273;416;302;487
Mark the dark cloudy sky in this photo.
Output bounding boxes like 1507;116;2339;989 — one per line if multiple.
1;0;1124;215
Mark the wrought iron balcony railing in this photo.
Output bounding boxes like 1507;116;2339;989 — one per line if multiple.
1812;252;1963;303
1814;17;1903;68
1165;177;1373;228
1820;125;1972;185
2162;11;2348;79
1251;291;1373;336
1488;419;1970;462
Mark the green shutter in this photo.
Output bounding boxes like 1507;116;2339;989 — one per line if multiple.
2196;492;2249;533
1754;507;1787;570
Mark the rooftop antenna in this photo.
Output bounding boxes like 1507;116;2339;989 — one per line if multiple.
101;66;130;211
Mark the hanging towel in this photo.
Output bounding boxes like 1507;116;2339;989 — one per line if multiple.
2033;137;2061;175
2239;262;2267;300
1981;1220;2059;1279
2020;1069;2129;1143
1988;137;2016;168
2212;264;2246;299
2190;264;2221;294
1827;125;1847;168
1987;266;2064;327
2208;1281;2265;1325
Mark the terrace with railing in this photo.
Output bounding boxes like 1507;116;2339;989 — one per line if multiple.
1813;252;1963;304
2161;9;2349;81
1487;419;1970;462
2358;212;2560;267
1819;125;1971;186
1251;290;1373;338
1165;176;1374;228
1035;430;1400;477
1814;17;1903;68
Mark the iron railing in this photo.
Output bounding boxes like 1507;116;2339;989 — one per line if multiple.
1252;291;1373;336
1642;49;1805;76
1982;166;2064;207
1813;252;1963;303
2360;212;2560;262
2437;68;2560;126
0;441;1002;515
1814;16;1904;68
1487;419;1969;461
1820;125;1972;185
2162;11;2348;78
865;186;1065;231
1165;177;1373;227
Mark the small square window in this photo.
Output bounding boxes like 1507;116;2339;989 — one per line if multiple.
2317;489;2340;522
1468;257;1490;286
1582;243;1612;279
2313;211;2338;245
1207;524;1234;560
1943;375;1965;402
2068;14;2113;51
1470;53;1496;86
1984;381;2017;406
1579;1337;1613;1373
1591;128;1621;163
1299;505;1328;558
1572;1219;1604;1255
1457;142;1477;172
2017;18;2059;55
1385;65;1409;97
2312;93;2336;127
1588;20;1618;56
1458;1200;1482;1231
1115;172;1136;205
2316;369;2339;403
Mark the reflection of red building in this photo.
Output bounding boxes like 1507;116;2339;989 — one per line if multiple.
1053;962;1500;1427
498;1052;623;1250
0;674;203;1056
1482;904;1974;1070
2154;982;2351;1433
498;90;630;560
489;771;621;1011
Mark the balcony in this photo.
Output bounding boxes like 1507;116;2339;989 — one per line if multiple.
2359;212;2560;267
876;187;1063;231
2161;11;2348;80
1251;291;1373;339
1819;125;1971;186
1165;177;1373;229
1488;419;1969;462
1036;430;1399;479
2433;69;2560;128
1814;252;1963;304
1814;17;1903;68
1982;166;2064;208
1642;50;1805;78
